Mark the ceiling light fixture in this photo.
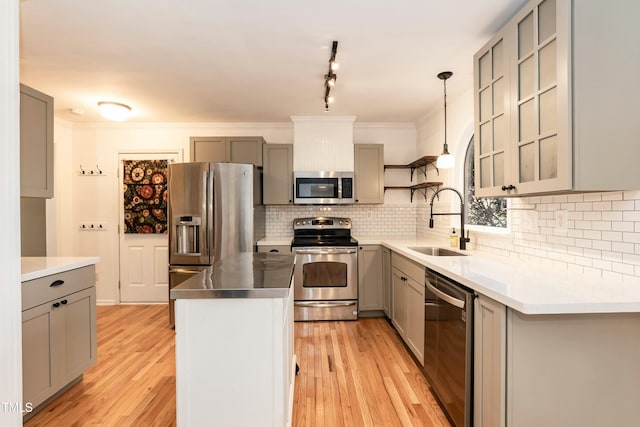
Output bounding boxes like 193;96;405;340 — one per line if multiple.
323;41;339;112
98;101;132;122
436;71;455;169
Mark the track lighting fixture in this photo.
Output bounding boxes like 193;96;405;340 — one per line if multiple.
323;41;339;112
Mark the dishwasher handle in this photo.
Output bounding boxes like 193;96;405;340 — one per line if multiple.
425;281;465;309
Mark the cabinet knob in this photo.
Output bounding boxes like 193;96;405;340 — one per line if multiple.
501;185;516;191
355;199;359;203
52;302;60;308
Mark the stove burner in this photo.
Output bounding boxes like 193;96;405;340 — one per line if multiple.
291;216;357;248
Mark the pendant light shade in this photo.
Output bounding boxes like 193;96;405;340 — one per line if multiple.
436;71;454;169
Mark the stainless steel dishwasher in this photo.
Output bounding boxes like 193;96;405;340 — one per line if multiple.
423;269;474;427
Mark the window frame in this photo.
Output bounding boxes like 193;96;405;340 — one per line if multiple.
463;136;510;234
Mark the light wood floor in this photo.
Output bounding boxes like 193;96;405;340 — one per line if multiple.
25;305;450;427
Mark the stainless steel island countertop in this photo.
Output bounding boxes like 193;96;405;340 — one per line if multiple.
170;252;295;300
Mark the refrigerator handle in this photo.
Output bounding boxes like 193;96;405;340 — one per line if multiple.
205;167;211;258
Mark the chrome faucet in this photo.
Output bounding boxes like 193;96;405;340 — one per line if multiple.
428;187;471;250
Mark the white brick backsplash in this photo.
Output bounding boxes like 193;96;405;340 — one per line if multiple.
613;262;635;275
602;231;623;242
592;240;612;251
623;211;640;221
612;200;635;210
592;221;612;231
602;211;622;221
623;232;640;244
612;221;634;232
601;192;623;201
624;191;640;200
583;193;602;202
264;189;640;280
583;230;602;240
583;211;602;221
612;241;634;253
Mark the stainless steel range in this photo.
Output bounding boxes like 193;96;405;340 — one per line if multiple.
291;217;358;321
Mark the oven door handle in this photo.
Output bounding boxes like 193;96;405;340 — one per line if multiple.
294;249;357;255
294;301;357;308
425;282;465;309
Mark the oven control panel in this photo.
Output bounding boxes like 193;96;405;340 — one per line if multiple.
293;217;351;230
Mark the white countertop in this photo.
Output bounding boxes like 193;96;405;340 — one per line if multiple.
21;257;100;282
356;237;640;315
257;239;292;247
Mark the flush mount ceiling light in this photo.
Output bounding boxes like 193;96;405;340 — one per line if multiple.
436;71;455;169
323;41;339;112
98;101;131;122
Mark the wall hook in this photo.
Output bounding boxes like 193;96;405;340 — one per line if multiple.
80;165;86;175
96;164;103;175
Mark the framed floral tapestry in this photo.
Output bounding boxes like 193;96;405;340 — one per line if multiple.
123;159;168;234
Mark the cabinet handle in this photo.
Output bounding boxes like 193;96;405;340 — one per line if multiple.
501;185;516;191
52;302;60;308
61;299;68;305
269;249;280;253
50;279;65;287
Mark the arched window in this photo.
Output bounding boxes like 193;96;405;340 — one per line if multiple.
464;136;507;229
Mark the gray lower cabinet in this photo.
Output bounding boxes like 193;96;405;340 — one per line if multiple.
263;144;293;205
474;293;506;427
475;292;640;426
390;252;425;364
190;136;265;166
357;245;383;312
354;144;384;204
20;84;53;198
22;266;97;415
382;247;391;317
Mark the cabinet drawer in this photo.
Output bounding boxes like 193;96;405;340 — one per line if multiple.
22;265;95;310
391;253;425;283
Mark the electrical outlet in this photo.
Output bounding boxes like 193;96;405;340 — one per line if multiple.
555;210;568;231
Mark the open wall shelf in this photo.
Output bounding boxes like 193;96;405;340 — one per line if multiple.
384;155;439;181
384;155;441;201
384;182;443;202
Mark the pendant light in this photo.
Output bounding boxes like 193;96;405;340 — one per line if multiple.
436;71;455;169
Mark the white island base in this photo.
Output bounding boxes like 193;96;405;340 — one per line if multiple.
175;286;295;427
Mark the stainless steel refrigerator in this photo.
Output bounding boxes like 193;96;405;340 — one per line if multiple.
168;162;265;325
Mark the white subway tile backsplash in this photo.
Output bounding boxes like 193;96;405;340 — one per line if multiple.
264;189;640;280
612;200;635;211
583;193;602;202
601;192;623;201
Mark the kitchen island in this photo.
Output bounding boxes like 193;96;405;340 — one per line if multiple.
170;252;296;427
356;238;640;427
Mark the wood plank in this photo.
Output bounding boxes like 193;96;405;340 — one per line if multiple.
25;306;450;427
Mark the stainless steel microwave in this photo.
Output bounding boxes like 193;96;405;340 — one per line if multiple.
293;171;354;204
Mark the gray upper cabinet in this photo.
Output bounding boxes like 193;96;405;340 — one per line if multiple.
474;0;640;197
354;144;384;204
190;136;265;166
20;84;54;198
263;144;293;205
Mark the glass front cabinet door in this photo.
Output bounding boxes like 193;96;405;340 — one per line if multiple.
474;0;571;197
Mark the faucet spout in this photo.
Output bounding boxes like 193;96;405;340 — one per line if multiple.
428;187;470;250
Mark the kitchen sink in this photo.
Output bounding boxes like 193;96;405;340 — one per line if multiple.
408;246;467;256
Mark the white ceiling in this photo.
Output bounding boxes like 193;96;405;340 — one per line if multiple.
19;0;528;124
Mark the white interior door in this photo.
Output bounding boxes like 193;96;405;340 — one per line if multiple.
118;150;182;303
